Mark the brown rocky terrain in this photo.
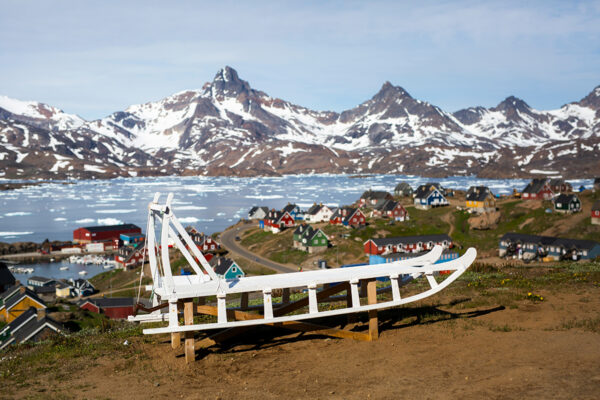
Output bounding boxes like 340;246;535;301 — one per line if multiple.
1;261;599;399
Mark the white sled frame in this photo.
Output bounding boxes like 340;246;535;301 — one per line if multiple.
132;193;477;336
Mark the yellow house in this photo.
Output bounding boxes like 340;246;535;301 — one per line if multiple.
55;282;72;298
466;186;496;213
0;286;46;323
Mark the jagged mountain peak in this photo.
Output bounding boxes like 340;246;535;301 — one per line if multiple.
372;81;411;102
494;96;531;112
209;66;251;98
578;85;600;109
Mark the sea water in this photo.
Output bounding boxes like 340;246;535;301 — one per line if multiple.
0;174;593;244
1;174;593;281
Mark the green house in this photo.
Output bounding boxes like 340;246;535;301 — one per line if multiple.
209;257;245;280
554;194;581;214
298;226;329;253
293;224;311;244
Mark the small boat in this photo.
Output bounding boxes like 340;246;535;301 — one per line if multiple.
79;270;88;276
59;266;69;271
8;266;35;274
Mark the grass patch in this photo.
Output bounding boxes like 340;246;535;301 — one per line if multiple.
0;323;150;387
241;230;273;246
89;268;140;292
269;248;309;265
559;316;600;333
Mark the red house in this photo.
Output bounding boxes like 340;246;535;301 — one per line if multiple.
372;200;409;221
330;207;366;227
262;210;295;233
359;190;393;207
592;200;600;225
364;234;453;256
79;298;139;319
73;224;142;244
185;228;221;253
521;179;554;200
115;245;147;269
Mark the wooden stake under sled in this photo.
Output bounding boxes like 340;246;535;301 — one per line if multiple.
129;193;477;363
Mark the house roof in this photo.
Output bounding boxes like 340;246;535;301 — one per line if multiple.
209;257;236;276
361;190;392;200
3;287;46;311
500;232;600;250
306;204;323;215
80;224;141;233
28;276;56;284
33;286;57;295
0;262;15;287
293;223;310;235
68;278;94;289
54;281;72;290
369;234;452;247
554;193;579;204
0;284;21;302
375;200;403;212
522;179;550;194
414;185;442;200
425;182;445;193
466;186;493;202
336;207;362;223
266;210;287;223
281;203;298;214
305;228;326;242
378;249;457;260
394;182;412;191
249;206;269;216
83;297;135;309
592;200;600;212
1;307;62;349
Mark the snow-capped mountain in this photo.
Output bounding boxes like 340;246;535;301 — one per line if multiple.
0;67;598;180
0;95;85;131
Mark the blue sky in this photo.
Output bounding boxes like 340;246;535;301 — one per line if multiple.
1;0;599;119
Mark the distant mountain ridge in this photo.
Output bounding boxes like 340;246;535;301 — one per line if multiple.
0;67;598;180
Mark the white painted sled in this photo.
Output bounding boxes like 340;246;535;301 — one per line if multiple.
130;193;477;336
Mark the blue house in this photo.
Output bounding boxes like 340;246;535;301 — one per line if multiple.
209;257;245;280
414;184;448;210
499;232;600;261
120;233;145;246
282;203;302;220
369;250;459;265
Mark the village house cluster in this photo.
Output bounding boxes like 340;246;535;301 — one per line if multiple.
249;176;600;267
0;263;64;350
499;233;600;262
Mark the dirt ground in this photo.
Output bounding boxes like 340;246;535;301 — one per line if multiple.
4;282;600;400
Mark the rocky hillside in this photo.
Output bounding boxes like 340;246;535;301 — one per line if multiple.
1;67;599;180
